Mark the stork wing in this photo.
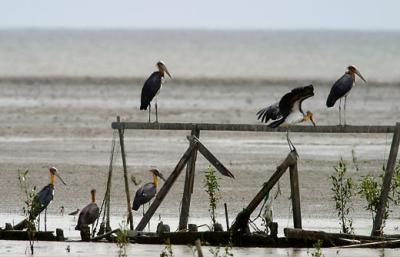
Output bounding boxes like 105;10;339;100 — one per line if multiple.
140;71;162;109
279;85;314;117
326;73;353;107
256;102;281;123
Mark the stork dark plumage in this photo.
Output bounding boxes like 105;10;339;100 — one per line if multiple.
327;65;366;125
257;85;316;152
140;61;172;123
75;189;100;231
13;167;66;230
30;167;66;220
132;169;165;211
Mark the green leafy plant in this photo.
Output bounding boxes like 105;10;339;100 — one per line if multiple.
310;240;324;257
203;165;221;230
330;158;354;234
115;220;129;257
358;161;400;232
18;169;37;255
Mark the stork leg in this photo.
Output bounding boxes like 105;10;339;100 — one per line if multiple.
338;98;342;126
344;96;347;126
286;130;296;153
155;96;158;123
148;202;151;232
44;208;47;232
148;104;151;123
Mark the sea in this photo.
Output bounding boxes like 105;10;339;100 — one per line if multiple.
0;29;399;83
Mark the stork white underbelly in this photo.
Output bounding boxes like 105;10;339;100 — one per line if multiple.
282;111;304;127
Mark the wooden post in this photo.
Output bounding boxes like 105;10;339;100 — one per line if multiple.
190;136;235;178
372;122;400;236
289;162;302;229
230;151;297;233
224;203;230;231
135;141;198;231
179;126;200;230
117;116;134;230
194;239;204;257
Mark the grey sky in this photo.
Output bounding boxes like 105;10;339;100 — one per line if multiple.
1;0;399;30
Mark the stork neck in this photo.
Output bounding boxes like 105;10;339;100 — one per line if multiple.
91;192;96;203
50;173;55;185
152;174;158;187
346;70;356;81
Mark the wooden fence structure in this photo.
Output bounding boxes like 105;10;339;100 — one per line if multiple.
111;118;400;236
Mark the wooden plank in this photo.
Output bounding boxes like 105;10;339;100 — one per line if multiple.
372;122;400;236
230;151;297;232
91;228;120;241
112;122;395;134
179;126;200;230
284;228;398;243
341;239;400;248
135;141;198;231
191;136;235;178
117;116;134;230
289;162;302;229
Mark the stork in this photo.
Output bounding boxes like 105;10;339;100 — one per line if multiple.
257;85;316;152
327;65;366;126
132;169;165;213
75;189;100;231
140;61;172;123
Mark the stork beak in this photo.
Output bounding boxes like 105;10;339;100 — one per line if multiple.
158;172;166;182
163;66;172;79
56;173;67;186
355;69;366;83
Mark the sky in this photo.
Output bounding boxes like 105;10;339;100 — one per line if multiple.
1;0;399;30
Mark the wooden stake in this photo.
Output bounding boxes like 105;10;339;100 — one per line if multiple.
135;141;198;231
372;122;400;236
194;239;204;257
179;126;200;230
117;116;134;230
189;136;235;178
230;151;297;233
224;203;230;231
289;162;302;229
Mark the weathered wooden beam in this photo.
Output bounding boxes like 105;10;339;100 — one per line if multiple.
289;163;302;229
112;122;395;134
341;239;400;248
190;136;235;178
230;151;297;233
91;228;120;241
179;126;200;230
117;116;134;230
135;141;198;231
285;228;398;243
372;122;400;236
